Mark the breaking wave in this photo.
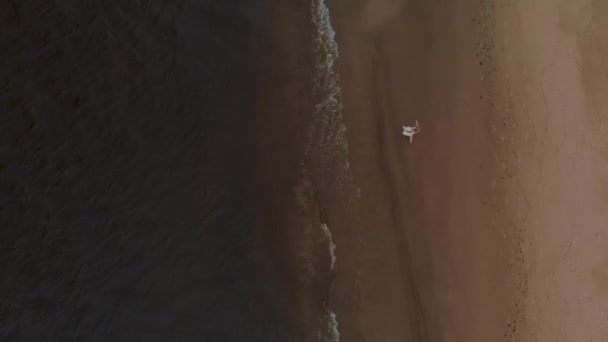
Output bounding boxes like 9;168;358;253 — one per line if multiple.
321;223;337;271
295;0;362;341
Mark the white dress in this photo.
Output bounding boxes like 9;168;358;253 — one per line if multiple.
402;126;416;137
402;125;419;143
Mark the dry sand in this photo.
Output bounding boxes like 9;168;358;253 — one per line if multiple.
496;1;608;340
326;0;608;341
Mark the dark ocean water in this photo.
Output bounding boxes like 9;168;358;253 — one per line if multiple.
1;1;293;340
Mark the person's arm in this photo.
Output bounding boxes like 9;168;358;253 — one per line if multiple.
409;135;413;144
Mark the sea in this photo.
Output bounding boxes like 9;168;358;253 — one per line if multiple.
0;0;359;341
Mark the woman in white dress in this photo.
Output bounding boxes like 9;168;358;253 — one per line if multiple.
402;120;421;143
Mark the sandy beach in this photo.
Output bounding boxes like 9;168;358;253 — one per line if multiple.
325;0;608;341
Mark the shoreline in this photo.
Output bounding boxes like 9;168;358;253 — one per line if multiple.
250;1;358;340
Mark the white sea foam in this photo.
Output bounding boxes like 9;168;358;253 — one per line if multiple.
325;307;341;342
308;0;361;202
318;306;341;342
308;2;347;341
305;1;363;340
308;0;348;159
321;223;336;271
